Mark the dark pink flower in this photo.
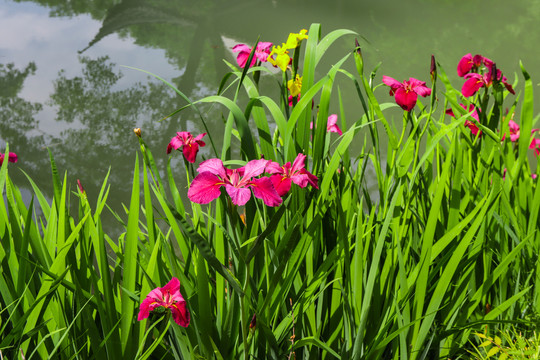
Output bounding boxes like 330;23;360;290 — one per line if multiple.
457;53;492;77
461;64;515;97
0;152;18;165
382;76;431;111
530;137;540;156
167;131;206;163
446;104;481;136
309;114;343;136
507;120;521;142
137;277;190;327
266;154;318;197
188;158;282;206
232;42;273;68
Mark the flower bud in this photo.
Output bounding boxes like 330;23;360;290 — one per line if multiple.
133;128;142;137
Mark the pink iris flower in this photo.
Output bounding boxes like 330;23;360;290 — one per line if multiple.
530;136;540;156
309;114;343;136
137;277;190;327
0;152;18;165
188;158;282;207
501;121;540;149
461;65;515;97
232;42;273;68
445;104;481;136
382;76;432;111
167;131;206;163
266;153;319;197
457;53;493;77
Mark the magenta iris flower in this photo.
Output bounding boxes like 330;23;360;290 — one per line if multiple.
137;277;190;327
0;152;18;165
188;158;282;207
457;53;493;77
266;154;319;197
310;114;343;136
529;133;540;156
167;131;206;163
461;64;515;97
446;104;481;136
382;76;431;111
232;42;273;68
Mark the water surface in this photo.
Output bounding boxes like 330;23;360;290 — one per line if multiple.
2;0;539;233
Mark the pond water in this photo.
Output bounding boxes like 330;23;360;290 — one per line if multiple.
2;0;540;234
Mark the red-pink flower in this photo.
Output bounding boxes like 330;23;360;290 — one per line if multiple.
310;114;343;136
446;104;481;136
188;158;282;206
457;53;493;77
530;136;540;156
0;152;18;165
266;153;318;197
382;76;431;111
167;131;206;163
137;277;190;327
232;42;273;68
461;64;515;97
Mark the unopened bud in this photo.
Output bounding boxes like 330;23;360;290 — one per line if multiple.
249;313;256;330
133;128;142;137
430;55;437;82
353;38;363;76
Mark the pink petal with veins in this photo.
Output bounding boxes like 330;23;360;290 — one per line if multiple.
250;177;283;206
188;172;224;204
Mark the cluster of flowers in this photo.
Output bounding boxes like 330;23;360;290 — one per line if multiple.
232;30;309;107
445;53;540;155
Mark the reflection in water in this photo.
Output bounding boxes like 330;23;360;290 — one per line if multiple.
5;0;540;233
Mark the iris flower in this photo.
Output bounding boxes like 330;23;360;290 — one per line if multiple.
267;29;308;72
461;64;515;97
382;76;431;111
188;158;282;207
284;29;308;49
232;42;273;68
137;277;190;327
287;74;302;97
167;131;206;163
266;153;318;197
310;114;343;136
530;137;540;156
267;44;290;72
0;152;18;165
445;104;481;136
457;53;493;77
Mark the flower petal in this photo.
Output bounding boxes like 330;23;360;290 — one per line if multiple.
170;300;190;327
225;184;252;206
394;88;418;111
242;159;269;179
327;114;343;135
265;161;284;175
197;158;227;178
457;53;473;77
382;75;403;90
182;143;199;163
188;172;224;204
249;177;283;206
461;74;484;97
270;175;292;197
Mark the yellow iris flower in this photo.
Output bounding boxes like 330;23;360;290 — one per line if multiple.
267;29;308;72
267;44;290;72
287;75;302;97
285;29;308;49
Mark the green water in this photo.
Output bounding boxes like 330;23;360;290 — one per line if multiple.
2;0;540;233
